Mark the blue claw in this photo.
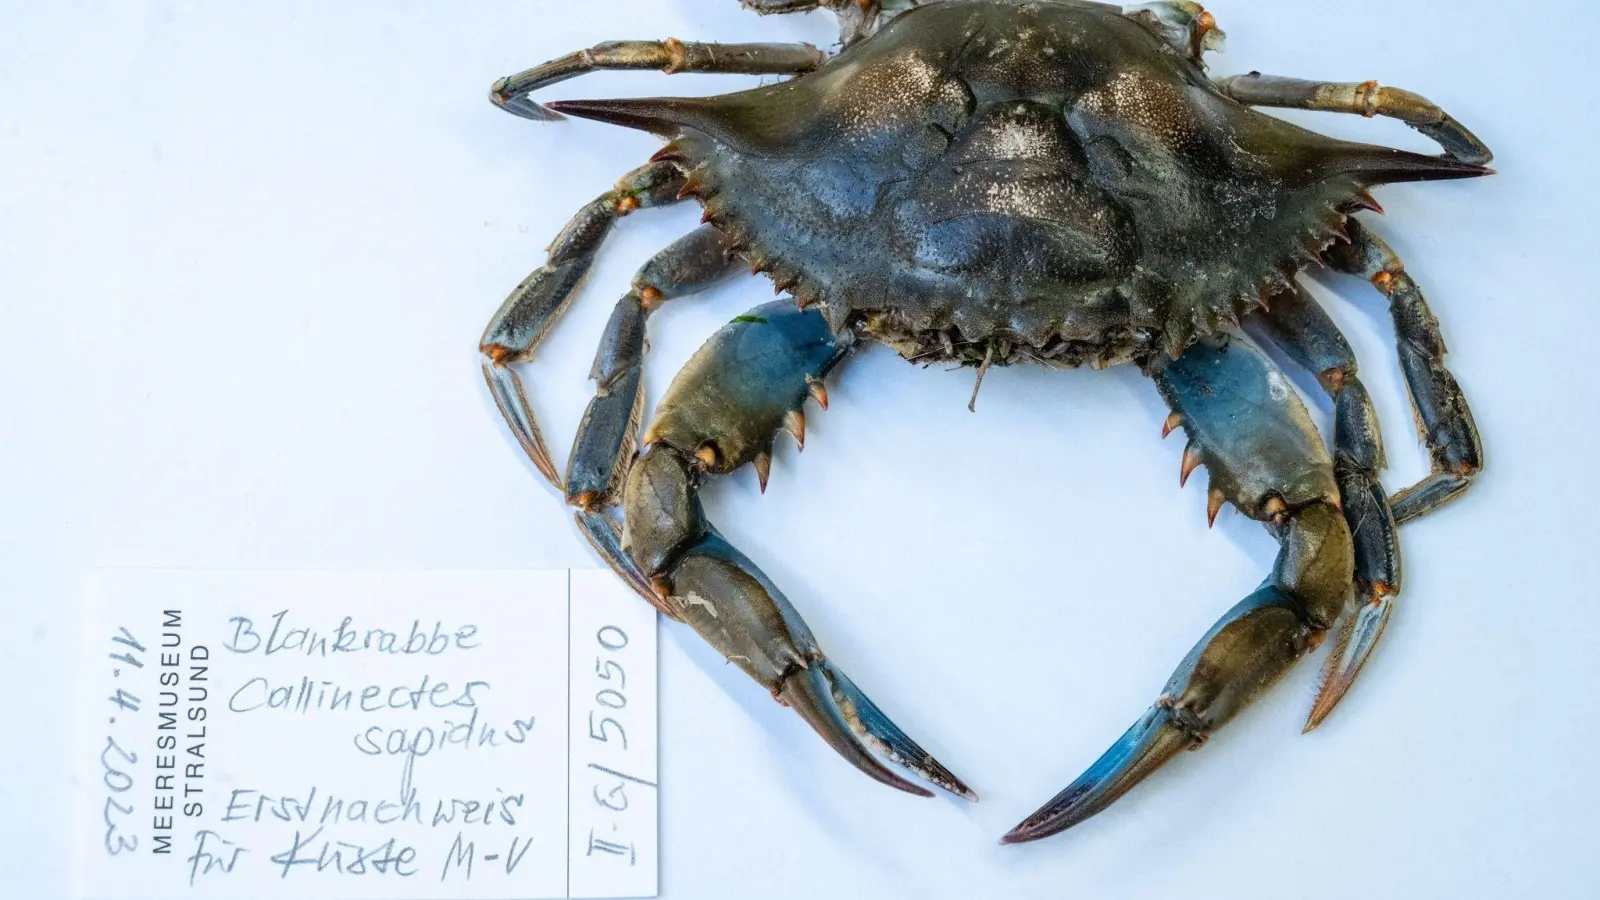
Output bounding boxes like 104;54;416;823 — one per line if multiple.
823;661;977;801
1305;588;1395;731
1003;704;1195;843
658;532;970;799
779;664;935;799
1006;514;1346;842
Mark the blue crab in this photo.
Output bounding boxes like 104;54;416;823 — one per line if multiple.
480;0;1489;842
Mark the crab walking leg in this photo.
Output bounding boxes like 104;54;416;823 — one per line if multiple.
1256;292;1401;730
1005;334;1352;843
565;225;740;613
479;160;684;488
740;1;911;46
1215;73;1493;165
741;0;829;11
490;40;824;121
621;301;975;800
1326;220;1483;526
567;225;738;510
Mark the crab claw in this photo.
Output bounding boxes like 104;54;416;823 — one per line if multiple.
1305;584;1397;731
779;663;931;797
1006;336;1353;843
656;530;975;801
615;303;974;800
1002;702;1194;843
1003;580;1332;843
823;659;976;799
780;656;977;800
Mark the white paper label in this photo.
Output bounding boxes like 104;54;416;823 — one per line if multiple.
75;569;658;900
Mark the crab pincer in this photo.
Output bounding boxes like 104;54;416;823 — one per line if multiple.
1006;334;1351;842
622;303;975;800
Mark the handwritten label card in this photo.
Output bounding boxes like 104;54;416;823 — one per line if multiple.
75;569;658;900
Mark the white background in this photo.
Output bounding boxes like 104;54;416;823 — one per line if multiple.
3;1;1596;897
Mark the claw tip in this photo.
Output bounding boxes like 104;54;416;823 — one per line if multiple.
999;824;1042;845
1303;673;1351;733
1302;702;1334;733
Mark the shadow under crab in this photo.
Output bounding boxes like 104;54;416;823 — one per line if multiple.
480;0;1490;842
